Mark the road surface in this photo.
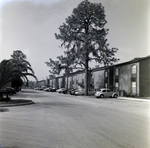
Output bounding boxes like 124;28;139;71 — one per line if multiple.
0;89;150;148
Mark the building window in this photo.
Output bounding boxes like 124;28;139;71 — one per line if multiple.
105;71;108;77
105;83;107;88
115;82;118;88
82;74;84;85
132;82;136;94
115;68;119;76
132;65;136;74
82;74;84;79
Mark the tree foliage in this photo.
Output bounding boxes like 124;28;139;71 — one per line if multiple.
45;50;75;76
55;0;119;95
0;50;37;91
45;58;61;75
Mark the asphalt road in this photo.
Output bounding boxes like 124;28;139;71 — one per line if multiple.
0;89;150;148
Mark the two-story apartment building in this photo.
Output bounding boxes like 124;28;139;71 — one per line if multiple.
39;55;150;97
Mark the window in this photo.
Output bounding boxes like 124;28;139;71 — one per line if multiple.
82;74;84;79
115;68;119;76
115;82;118;88
102;90;107;92
105;71;108;77
132;65;136;74
76;79;78;84
132;82;136;94
105;83;107;88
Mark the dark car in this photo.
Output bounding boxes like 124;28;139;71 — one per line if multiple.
62;89;69;94
70;88;78;95
75;89;96;96
0;87;16;95
56;88;67;93
67;88;75;94
49;88;56;92
5;87;16;95
44;87;51;92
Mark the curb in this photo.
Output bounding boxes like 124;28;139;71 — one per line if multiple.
118;97;150;102
74;94;150;101
0;100;34;107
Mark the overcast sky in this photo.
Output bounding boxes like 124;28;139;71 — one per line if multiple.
0;0;149;81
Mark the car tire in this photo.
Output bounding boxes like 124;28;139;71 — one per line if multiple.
100;94;104;98
114;94;118;98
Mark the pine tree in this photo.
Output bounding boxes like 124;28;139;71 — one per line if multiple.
55;0;119;95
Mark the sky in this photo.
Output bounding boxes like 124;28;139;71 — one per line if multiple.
0;0;149;81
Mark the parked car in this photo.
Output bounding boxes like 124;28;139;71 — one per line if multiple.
44;87;51;91
34;87;39;90
95;88;118;98
0;87;16;95
68;88;76;95
69;88;78;95
39;86;46;90
75;89;95;96
56;88;67;93
49;88;56;92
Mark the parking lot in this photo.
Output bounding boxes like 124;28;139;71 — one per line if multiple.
0;89;150;148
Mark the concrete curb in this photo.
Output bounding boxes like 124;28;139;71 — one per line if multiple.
75;94;150;101
118;97;150;102
0;100;34;107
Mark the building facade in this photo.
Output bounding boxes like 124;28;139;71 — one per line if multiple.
39;56;150;97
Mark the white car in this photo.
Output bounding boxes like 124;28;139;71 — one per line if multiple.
95;88;118;98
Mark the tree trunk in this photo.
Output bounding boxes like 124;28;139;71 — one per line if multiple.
85;54;89;96
66;73;69;90
84;19;89;95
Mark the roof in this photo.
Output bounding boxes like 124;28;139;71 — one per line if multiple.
114;55;150;67
47;55;150;80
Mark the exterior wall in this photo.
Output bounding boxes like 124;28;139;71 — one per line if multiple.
77;73;84;88
72;75;78;88
58;77;65;88
49;79;53;87
53;78;58;89
45;56;150;97
139;58;150;97
90;72;95;89
93;70;104;90
58;77;62;88
137;63;140;96
68;76;74;89
104;68;114;90
68;76;72;89
38;80;45;88
116;62;139;96
45;79;50;87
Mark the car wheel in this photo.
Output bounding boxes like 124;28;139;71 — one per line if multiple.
114;94;118;98
100;94;104;98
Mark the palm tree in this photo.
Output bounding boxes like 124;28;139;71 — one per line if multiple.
0;59;37;101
